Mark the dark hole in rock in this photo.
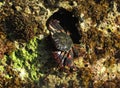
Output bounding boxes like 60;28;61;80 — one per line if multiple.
44;0;59;8
114;49;120;59
46;8;81;44
84;64;88;67
94;47;105;55
94;0;101;4
117;5;120;13
107;28;111;32
69;1;74;6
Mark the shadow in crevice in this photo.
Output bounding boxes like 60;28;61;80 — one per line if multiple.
46;8;81;44
36;36;58;72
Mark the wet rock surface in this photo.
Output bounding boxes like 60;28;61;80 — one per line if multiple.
0;0;120;87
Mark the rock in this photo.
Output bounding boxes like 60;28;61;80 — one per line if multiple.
115;15;120;25
15;6;22;11
25;6;31;14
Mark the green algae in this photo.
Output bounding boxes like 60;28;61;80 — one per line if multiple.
0;35;48;85
11;37;44;81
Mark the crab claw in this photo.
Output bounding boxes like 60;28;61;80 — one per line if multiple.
52;51;74;68
52;51;62;65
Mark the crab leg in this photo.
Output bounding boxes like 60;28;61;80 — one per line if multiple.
48;19;64;33
54;51;68;67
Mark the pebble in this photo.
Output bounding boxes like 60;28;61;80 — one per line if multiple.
117;63;120;73
15;6;22;11
25;6;31;14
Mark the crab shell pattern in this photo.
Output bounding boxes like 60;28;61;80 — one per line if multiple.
48;19;77;69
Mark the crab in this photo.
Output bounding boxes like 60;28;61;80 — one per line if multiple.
47;19;79;71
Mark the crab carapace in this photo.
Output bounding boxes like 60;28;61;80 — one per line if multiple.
47;19;79;71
